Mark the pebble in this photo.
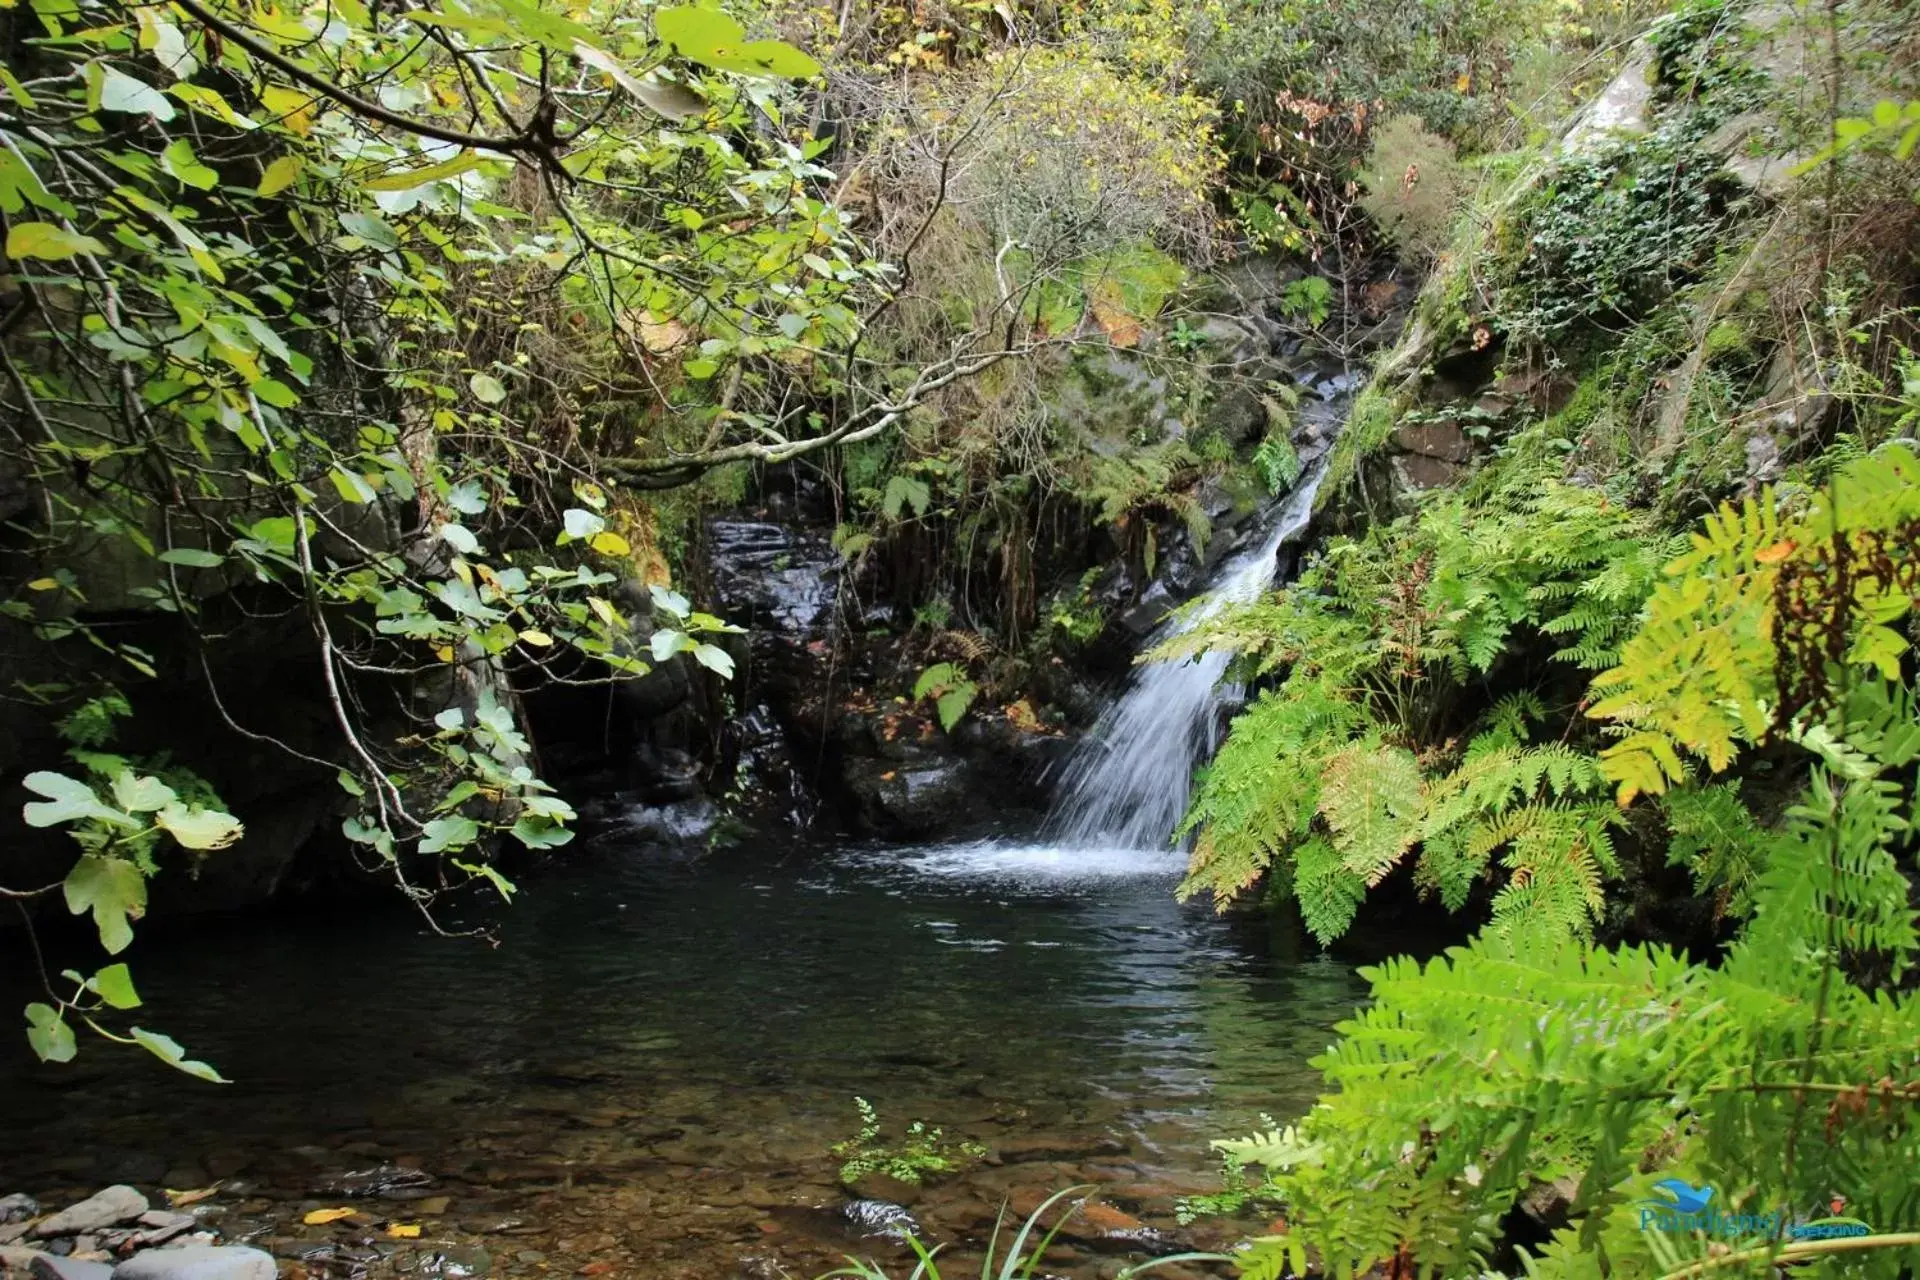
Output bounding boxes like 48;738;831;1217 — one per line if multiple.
112;1246;277;1280
32;1190;148;1240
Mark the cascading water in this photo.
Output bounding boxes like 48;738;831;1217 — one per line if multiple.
1043;462;1330;853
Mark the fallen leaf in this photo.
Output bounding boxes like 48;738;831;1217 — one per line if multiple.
386;1223;422;1239
304;1208;357;1226
578;1263;615;1277
1754;540;1796;564
166;1186;220;1207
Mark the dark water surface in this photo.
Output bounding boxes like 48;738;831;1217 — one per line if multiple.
1;837;1363;1278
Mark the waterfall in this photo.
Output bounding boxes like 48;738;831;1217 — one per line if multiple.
1044;464;1329;851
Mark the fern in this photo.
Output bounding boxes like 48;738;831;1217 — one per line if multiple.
1590;443;1920;803
1207;446;1920;1280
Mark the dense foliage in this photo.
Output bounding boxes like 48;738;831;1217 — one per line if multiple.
1207;447;1920;1280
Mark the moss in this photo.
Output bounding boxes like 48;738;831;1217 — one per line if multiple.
1320;383;1400;508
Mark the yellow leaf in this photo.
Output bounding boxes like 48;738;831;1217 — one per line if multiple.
257;155;302;197
1455;71;1471;93
1753;539;1796;564
518;629;553;647
165;1186;220;1207
260;84;315;135
304;1208;357;1225
434;645;454;662
26;577;58;590
589;530;632;557
386;1224;421;1239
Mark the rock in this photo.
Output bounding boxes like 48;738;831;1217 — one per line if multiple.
988;1136;1130;1165
1563;43;1654;150
1390;452;1465;493
0;1201;36;1229
28;1258;113;1280
841;757;977;838
433;1245;491;1277
130;1218;188;1235
313;1167;431;1199
844;1175;921;1207
34;1190;149;1239
2;1246;46;1278
1517;1175;1581;1228
0;1229;30;1249
1390;420;1474;464
111;1246;276;1280
264;1241;334;1262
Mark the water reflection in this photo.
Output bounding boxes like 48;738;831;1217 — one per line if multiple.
1;840;1363;1194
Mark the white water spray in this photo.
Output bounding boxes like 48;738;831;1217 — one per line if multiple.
1043;465;1328;853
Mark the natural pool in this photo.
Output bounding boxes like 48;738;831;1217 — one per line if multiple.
2;837;1364;1279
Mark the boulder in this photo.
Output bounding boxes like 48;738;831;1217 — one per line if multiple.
0;1201;35;1229
1391;453;1467;493
111;1247;276;1280
29;1258;112;1280
842;757;978;838
1389;420;1475;464
2;1246;46;1279
32;1191;146;1240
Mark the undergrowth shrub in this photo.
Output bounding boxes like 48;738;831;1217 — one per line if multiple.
1165;467;1675;940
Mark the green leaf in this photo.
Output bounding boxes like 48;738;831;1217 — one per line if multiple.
439;522;481;555
25;1003;76;1064
935;687;972;731
253;378;299;409
648;584;691;617
456;857;525;898
469;372;508;404
95;65;176;121
682;357;718;379
562;507;606;540
154;803;244;850
508;817;573;851
330;468;377;504
364;151;484;191
89;963;141;1010
650;628;692;662
882;475;931;519
656;5;821;77
446;479;488;515
338;210;401;250
159;547;225;569
63;854;147;955
22;770;132;829
419;815;480;854
130;1026;228;1083
692;643;735;679
6;221;108;261
110;771;176;814
913;663;958;699
160;139;217;190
